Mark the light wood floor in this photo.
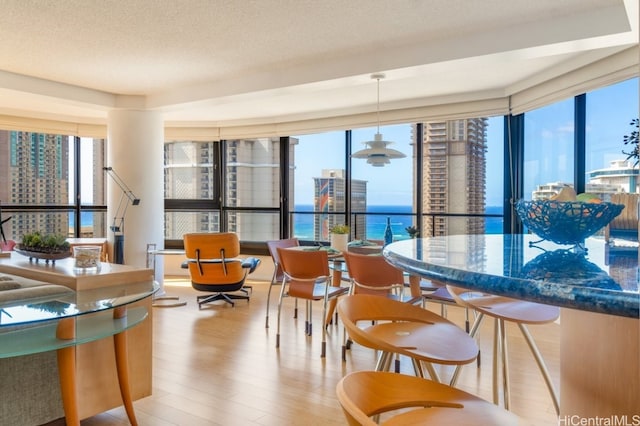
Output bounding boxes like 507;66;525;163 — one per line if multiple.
74;272;561;426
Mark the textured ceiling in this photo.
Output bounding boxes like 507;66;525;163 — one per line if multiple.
0;0;636;127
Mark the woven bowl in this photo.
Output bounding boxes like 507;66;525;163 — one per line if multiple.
515;199;624;245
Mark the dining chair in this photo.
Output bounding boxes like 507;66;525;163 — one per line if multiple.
275;247;349;357
446;285;560;414
336;371;518;426
342;251;421;303
265;238;299;328
341;251;422;364
337;294;479;383
182;232;260;309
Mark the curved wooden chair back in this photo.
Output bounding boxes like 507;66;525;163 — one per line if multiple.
183;232;245;286
266;238;299;283
276;247;330;299
343;252;404;296
336;371;518;425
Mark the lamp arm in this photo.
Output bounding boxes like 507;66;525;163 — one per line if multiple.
103;167;141;205
104;167;141;234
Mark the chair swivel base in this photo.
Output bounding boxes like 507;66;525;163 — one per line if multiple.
197;292;250;308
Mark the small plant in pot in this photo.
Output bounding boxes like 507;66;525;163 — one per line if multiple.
19;231;70;254
329;224;350;235
405;226;419;239
329;224;350;252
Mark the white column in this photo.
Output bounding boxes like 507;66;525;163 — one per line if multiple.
107;110;164;270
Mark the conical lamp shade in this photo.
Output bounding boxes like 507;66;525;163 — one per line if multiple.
353;74;406;167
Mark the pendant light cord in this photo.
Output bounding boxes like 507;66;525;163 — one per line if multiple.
376;76;380;134
371;73;385;135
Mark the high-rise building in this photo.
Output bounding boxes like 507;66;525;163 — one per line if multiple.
587;159;639;194
164;138;293;240
226;138;293;240
417;119;488;236
164;141;219;238
531;160;639;201
0;130;70;238
313;169;367;240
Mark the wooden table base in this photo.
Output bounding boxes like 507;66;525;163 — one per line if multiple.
56;308;139;426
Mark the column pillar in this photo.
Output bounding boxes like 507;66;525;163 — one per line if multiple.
107;110;164;269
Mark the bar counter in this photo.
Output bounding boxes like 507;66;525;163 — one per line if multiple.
384;234;639;419
383;234;639;318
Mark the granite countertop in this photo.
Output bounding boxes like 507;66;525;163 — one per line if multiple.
383;234;640;318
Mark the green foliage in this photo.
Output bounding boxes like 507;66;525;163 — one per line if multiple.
329;224;350;234
405;226;419;238
622;118;639;165
21;231;70;252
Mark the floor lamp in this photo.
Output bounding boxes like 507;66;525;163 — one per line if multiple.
103;167;140;264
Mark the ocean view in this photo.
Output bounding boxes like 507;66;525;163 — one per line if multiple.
72;206;503;240
292;205;504;241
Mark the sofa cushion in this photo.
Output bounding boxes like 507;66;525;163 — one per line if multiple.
0;281;21;291
0;273;74;305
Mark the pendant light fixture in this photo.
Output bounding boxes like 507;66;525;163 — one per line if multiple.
352;73;406;167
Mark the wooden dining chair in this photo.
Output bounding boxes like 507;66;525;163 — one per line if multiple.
275;247;349;357
336;371;518;426
447;285;560;414
265;238;299;328
341;251;422;364
337;294;479;383
342;251;421;303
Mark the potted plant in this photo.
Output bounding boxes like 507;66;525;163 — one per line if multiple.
329;224;350;252
16;231;71;263
405;225;419;239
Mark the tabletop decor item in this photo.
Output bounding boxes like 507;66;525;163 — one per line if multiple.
516;199;624;246
405;225;419;239
15;231;71;264
383;217;393;246
73;245;102;271
329;224;350;253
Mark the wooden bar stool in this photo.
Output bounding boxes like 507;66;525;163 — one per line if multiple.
447;285;560;414
337;294;478;383
336;371;519;425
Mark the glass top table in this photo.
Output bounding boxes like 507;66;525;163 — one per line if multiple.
383;234;640;318
0;280;157;328
0;277;157;425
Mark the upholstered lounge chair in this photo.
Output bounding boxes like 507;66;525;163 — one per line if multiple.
183;232;260;309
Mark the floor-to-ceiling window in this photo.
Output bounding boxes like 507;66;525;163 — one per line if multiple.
585;78;640;196
3;80;636;248
290;131;346;241
223;138;281;241
163;140;220;244
523;98;575;201
485;116;505;234
0;131;105;241
78;136;107;238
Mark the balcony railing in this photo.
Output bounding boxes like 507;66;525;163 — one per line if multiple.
289;209;504;243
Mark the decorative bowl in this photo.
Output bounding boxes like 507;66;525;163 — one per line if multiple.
14;247;72;264
516;199;624;245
